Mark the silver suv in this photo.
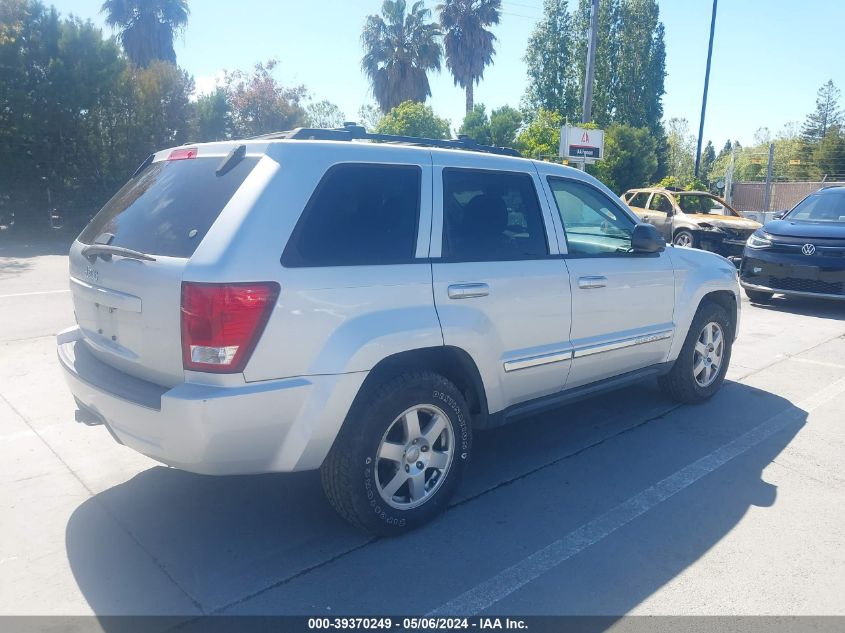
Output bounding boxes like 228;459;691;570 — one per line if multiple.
58;126;741;535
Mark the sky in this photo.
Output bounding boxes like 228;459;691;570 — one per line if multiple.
48;0;845;148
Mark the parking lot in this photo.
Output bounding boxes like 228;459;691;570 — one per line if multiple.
1;237;844;619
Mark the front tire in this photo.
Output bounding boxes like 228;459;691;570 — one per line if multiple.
673;229;695;248
659;301;733;404
320;371;472;536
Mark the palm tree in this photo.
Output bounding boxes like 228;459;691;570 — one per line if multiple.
362;0;442;114
101;0;190;67
439;0;501;113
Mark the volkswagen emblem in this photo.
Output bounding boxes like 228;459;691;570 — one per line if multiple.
801;243;816;256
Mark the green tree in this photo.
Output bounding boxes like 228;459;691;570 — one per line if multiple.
375;100;450;138
224;59;307;137
101;0;189;67
665;117;696;187
570;0;664;132
591;124;657;193
357;103;384;131
0;1;132;227
438;0;501;113
306;100;346;128
195;87;231;141
361;0;442;113
489;105;522;147
516;108;563;158
523;0;578;120
812;125;845;180
458;104;491;144
130;61;195;153
801;80;843;143
699;140;716;183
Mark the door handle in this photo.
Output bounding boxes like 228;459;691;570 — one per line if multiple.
578;276;607;289
447;283;489;299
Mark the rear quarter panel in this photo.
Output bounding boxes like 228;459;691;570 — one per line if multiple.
186;141;443;383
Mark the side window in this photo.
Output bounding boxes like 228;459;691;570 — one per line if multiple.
547;178;636;256
442;168;549;262
649;194;673;213
628;192;650;207
282;163;421;267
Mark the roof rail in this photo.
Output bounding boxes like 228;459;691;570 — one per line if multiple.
251;122;522;157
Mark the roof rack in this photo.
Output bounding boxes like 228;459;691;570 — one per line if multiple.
252;122;522;157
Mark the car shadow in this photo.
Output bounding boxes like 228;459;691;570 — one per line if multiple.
748;295;845;320
65;380;805;620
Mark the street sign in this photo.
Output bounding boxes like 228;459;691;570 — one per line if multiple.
789;159;801;165
560;126;605;162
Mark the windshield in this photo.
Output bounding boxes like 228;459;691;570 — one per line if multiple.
787;189;845;223
677;194;736;216
78;156;260;258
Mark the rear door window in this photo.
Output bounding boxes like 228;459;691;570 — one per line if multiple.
79;156;260;258
282;163;421;267
442;168;548;262
649;194;673;213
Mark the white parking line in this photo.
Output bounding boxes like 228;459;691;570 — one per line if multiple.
787;356;845;370
428;377;845;616
0;289;69;299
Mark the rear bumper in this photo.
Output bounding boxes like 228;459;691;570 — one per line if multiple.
57;327;366;475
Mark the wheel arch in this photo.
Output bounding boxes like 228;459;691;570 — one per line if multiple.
348;346;489;429
701;289;738;335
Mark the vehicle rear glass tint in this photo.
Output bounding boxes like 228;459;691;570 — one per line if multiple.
78;156;260;258
282;163;421;267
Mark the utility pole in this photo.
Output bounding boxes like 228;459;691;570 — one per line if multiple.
763;142;775;212
578;0;599;171
725;144;735;204
694;0;718;178
581;0;599;125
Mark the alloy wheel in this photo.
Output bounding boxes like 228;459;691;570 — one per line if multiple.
693;321;725;387
375;405;455;510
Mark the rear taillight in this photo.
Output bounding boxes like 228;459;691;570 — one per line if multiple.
180;282;280;373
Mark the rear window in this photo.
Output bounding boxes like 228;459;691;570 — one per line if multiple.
281;163;421;267
78;156;260;258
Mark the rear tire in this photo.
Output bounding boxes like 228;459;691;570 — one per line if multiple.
744;288;774;303
320;371;472;536
659;301;733;404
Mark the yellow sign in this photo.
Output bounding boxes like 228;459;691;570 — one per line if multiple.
789;159;801;165
751;158;763;165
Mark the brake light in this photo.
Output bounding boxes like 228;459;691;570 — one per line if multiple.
169;147;198;160
181;282;280;373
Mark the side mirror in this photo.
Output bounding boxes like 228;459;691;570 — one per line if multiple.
631;223;666;253
773;210;788;220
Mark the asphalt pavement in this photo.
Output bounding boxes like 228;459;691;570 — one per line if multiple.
1;237;844;619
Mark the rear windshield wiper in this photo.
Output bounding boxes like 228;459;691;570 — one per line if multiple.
81;244;157;262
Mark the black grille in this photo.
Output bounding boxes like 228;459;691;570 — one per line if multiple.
768;276;844;295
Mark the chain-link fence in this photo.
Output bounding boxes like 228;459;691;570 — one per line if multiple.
731;181;845;213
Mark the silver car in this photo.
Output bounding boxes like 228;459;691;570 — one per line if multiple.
59;126;741;534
